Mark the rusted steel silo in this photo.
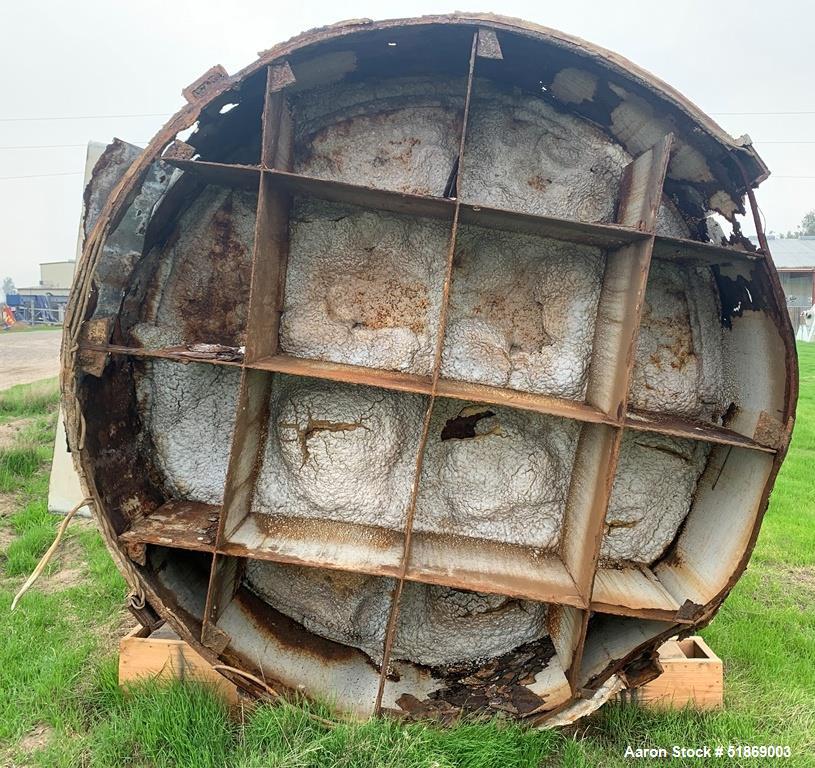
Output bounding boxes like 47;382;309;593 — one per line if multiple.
63;14;797;724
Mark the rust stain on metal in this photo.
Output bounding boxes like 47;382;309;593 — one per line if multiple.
202;623;231;654
674;599;704;622
124;541;147;566
397;636;556;719
155;191;254;348
476;27;503;60
753;411;785;449
183;65;229;103
237;588;366;665
268;61;297;92
619;650;663;688
120;501;220;550
77;317;113;376
163;140;197;161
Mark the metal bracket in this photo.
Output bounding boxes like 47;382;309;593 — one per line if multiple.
183;65;229;103
268;61;297;93
477;28;503;60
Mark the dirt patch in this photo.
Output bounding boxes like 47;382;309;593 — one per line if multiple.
0;492;20;551
0;418;32;450
0;331;62;391
18;723;54;753
759;564;815;611
106;609;139;650
775;565;815;596
37;521;97;593
1;519;98;595
82;602;139;661
0;492;18;518
42;566;86;591
0;526;13;552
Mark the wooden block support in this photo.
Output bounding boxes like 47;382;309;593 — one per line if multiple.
120;625;722;712
616;636;723;710
119;624;238;703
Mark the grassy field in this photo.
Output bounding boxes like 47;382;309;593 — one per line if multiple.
0;347;813;767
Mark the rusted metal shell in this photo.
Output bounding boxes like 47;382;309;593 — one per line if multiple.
63;14;796;725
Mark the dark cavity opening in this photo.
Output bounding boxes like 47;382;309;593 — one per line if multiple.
441;409;495;441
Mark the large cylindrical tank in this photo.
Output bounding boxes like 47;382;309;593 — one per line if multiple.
63;14;797;724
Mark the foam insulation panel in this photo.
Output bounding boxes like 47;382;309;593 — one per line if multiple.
252;375;426;530
294;77;466;196
135;361;240;505
441;226;603;399
280;200;448;375
413;400;580;549
629;261;726;420
245;562;548;666
602;431;710;564
130;186;256;349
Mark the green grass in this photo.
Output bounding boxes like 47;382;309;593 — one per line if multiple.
0;416;55;493
37;678;560;768
0;378;128;760
1;347;814;766
0;377;60;422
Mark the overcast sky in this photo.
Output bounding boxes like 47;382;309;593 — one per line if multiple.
2;0;813;288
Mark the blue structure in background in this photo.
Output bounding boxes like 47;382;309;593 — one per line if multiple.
5;293;63;325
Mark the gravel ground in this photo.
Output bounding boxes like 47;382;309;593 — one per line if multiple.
0;329;62;390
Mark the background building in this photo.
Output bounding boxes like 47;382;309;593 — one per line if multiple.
758;236;815;335
9;260;76;324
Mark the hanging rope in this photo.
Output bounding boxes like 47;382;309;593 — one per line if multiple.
127;588;147;611
11;497;93;610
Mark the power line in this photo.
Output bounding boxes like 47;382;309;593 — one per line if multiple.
0;142;148;150
0;112;169;123
3;138;809;151
0;171;83;181
0;143;89;149
1;142;149;150
0;109;813;122
711;111;815;116
4;170;815;182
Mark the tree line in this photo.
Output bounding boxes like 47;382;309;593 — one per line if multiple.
779;210;815;239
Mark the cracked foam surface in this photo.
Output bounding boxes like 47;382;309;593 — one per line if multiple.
601;431;711;564
460;84;628;223
244;561;548;666
459;82;688;236
279;199;449;376
252;375;426;530
441;226;603;399
414;400;580;549
135;361;240;504
629;261;726;420
294;77;466;196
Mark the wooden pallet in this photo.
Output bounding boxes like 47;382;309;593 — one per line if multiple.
119;624;238;703
616;636;723;709
120;625;722;711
